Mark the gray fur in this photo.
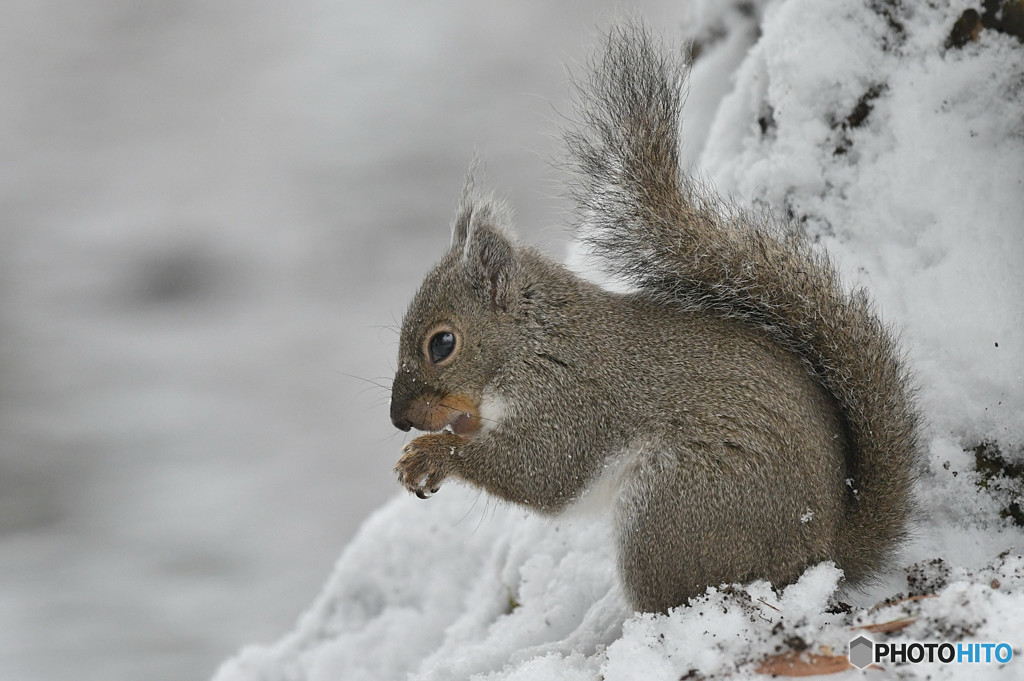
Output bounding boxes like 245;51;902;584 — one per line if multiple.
391;23;921;613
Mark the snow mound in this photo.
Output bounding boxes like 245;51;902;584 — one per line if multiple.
215;489;624;681
214;488;1024;680
215;1;1024;678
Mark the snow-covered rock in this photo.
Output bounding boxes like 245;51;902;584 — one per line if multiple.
214;1;1024;678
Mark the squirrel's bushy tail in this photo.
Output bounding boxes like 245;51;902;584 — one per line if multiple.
564;24;921;582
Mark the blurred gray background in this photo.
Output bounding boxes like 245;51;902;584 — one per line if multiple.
0;2;683;679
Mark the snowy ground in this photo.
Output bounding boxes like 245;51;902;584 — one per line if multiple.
0;2;681;680
213;0;1024;679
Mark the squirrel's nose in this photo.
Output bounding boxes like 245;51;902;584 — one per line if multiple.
390;398;413;431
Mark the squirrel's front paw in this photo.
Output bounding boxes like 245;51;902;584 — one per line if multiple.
395;433;464;499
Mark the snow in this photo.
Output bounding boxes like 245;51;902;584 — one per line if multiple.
215;1;1023;679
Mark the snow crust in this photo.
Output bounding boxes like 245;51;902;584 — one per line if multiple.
215;1;1024;678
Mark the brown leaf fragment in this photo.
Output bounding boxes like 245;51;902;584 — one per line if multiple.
859;617;916;634
754;651;854;676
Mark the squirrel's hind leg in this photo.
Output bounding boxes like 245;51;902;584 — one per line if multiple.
613;437;838;613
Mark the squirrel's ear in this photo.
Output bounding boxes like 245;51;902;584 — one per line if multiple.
460;200;518;313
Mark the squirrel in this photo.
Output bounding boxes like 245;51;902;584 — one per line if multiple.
389;23;921;613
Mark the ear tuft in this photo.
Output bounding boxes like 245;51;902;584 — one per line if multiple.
450;156;483;251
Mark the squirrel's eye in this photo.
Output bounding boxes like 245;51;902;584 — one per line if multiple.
428;331;456;364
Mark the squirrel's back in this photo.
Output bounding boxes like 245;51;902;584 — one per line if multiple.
564;24;922;586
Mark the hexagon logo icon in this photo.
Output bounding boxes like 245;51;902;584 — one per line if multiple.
849;635;874;669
